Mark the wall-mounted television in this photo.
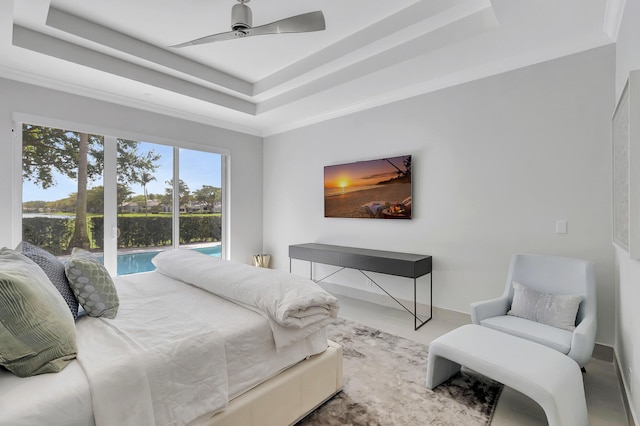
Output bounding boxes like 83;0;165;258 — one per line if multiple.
324;155;412;219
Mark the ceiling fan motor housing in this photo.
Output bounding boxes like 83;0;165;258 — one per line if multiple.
231;3;252;30
169;0;324;47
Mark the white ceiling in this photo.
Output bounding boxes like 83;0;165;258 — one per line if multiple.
0;0;625;136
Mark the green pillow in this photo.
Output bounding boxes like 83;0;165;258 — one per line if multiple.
0;247;77;377
65;248;119;319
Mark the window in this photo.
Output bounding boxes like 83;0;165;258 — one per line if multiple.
21;123;225;275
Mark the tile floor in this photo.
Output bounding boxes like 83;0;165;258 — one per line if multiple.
333;293;630;426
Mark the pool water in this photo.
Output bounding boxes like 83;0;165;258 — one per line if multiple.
116;246;222;275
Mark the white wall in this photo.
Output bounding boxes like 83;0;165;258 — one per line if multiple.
263;45;616;346
614;0;640;421
0;77;264;264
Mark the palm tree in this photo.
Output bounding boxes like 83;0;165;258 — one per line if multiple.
139;172;156;217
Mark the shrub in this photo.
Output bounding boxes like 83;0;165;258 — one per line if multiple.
22;217;74;255
89;215;221;248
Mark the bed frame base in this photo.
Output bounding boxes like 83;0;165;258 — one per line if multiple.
201;340;343;426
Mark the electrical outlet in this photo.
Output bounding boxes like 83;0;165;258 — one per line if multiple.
555;220;567;234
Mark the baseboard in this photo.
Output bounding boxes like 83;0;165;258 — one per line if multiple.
614;352;637;426
318;281;462;320
318;282;469;324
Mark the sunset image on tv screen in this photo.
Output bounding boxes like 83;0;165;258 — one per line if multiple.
324;155;412;219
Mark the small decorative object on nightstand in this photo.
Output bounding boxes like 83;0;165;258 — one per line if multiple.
252;254;271;268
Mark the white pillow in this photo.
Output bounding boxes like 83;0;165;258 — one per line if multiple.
507;281;583;331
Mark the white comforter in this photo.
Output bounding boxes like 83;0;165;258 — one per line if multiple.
75;279;228;426
0;265;333;426
152;250;339;349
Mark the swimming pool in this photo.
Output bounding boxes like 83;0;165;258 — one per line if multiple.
116;246;222;275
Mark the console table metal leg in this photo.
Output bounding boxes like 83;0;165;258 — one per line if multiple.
414;278;418;330
289;255;432;330
414;273;433;331
358;270;432;330
430;273;433;322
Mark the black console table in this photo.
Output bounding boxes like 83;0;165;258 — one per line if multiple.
289;243;432;330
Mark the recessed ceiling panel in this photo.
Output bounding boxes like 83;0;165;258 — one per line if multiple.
46;0;419;81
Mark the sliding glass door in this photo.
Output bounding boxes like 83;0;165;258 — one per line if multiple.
115;140;173;275
177;147;223;257
20;123;226;275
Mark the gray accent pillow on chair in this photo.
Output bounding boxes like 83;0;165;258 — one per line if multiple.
508;281;583;331
65;248;119;319
16;241;79;320
0;248;77;377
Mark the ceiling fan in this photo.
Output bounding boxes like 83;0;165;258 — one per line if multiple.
171;0;325;47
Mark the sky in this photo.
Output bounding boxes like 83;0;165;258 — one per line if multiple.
22;141;222;202
324;155;410;189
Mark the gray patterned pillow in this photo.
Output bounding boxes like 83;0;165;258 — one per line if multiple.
0;247;77;377
506;281;539;322
16;241;79;320
65;248;119;319
508;281;583;331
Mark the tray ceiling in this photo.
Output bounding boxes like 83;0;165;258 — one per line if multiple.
0;0;621;136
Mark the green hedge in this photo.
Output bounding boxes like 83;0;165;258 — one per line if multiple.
23;215;221;253
22;217;74;255
92;216;221;248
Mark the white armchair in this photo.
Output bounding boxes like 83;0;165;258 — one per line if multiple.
470;253;597;368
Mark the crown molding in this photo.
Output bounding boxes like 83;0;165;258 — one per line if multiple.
0;63;264;137
603;0;627;41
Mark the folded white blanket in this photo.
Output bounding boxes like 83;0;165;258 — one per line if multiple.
152;249;339;349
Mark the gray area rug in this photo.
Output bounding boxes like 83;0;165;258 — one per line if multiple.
298;318;502;426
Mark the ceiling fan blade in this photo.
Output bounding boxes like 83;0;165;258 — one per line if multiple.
170;10;325;48
170;30;240;48
248;11;325;37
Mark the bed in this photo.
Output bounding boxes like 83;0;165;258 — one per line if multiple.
0;248;343;426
